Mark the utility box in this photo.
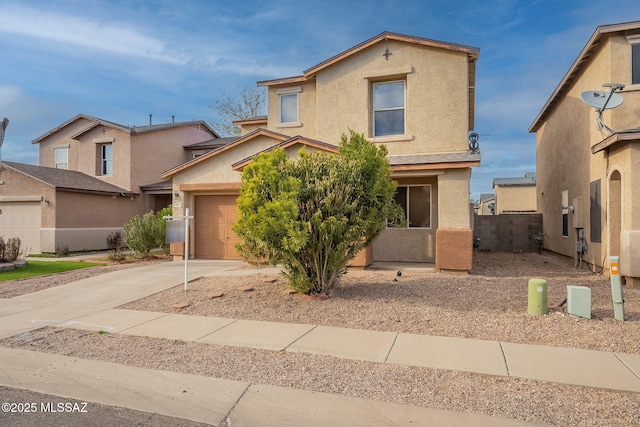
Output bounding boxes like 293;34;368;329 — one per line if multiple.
528;278;548;315
567;286;591;319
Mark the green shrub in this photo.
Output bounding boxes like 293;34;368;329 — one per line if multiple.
123;207;171;258
234;130;400;295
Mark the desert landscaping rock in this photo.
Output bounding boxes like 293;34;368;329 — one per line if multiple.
1;251;639;426
172;301;190;309
207;291;224;299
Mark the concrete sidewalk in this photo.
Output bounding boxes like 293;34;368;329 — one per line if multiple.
0;260;638;425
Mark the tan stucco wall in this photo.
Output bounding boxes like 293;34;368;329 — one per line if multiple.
437;168;472;229
535;32;640;278
267;80;317;139
495;185;537;213
55;191;140;228
266;40;471;155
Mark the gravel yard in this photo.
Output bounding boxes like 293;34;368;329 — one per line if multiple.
2;251;639;426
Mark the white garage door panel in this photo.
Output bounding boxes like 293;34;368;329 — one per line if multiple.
0;202;41;254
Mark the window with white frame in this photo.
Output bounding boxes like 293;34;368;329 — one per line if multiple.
100;144;113;175
373;80;405;137
280;93;298;124
54;147;68;169
392;185;431;228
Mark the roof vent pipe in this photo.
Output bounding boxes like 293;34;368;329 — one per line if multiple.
172;115;175;123
149;114;152;126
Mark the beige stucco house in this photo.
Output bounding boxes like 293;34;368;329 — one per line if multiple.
163;32;481;271
0;114;220;253
478;193;496;215
492;172;537;214
530;21;640;285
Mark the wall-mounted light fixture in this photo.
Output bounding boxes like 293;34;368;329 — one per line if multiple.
174;192;180;198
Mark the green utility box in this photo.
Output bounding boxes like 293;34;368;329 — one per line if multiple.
528;278;548;316
567;285;591;319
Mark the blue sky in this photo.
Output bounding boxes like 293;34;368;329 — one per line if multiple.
1;0;638;199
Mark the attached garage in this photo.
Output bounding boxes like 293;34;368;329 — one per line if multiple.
0;198;42;254
194;195;241;260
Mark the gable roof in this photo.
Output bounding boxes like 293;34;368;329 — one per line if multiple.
259;32;479;86
161;128;289;179
257;31;479;130
529;21;640;133
32;113;219;144
231;136;339;170
3;161;137;196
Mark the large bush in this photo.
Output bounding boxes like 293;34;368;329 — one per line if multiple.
123;207;171;258
233;130;401;295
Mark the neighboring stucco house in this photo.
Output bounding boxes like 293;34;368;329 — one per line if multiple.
492;172;537;214
0;114;221;253
478;193;495;215
529;21;640;285
163;32;481;271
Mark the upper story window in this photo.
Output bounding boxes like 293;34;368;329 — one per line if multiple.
373;80;405;137
632;43;640;85
280;93;298;124
54;146;68;169
390;185;431;228
100;143;113;176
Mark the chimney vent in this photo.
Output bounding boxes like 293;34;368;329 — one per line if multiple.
149;114;152;126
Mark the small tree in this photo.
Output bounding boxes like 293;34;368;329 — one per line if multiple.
210;86;266;136
123;207;170;258
233;130;399;295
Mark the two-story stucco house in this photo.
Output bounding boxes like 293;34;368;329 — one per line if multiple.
163;32;481;271
530;21;640;285
0;114;221;253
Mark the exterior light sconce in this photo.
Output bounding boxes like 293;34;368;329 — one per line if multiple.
174;192;180;198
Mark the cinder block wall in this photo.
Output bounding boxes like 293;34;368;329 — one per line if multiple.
474;214;543;252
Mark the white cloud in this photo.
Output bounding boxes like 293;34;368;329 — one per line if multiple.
0;6;188;65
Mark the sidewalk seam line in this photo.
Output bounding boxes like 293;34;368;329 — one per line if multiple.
614;352;640;381
116;312;172;333
383;332;400;364
194;318;240;341
499;342;511;376
283;324;319;351
222;381;252;425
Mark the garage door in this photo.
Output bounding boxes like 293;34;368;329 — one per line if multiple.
0;201;41;254
194;195;241;260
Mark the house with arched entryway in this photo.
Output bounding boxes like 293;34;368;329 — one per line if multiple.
530;21;640;285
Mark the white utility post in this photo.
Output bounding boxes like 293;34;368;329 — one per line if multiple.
164;207;194;291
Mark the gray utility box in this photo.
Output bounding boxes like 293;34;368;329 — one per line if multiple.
567;286;591;319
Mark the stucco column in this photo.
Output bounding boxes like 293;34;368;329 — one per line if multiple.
436;168;473;271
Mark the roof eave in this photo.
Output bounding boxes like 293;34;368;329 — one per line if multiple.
529;20;640;133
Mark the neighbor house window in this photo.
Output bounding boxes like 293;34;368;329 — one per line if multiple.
632;43;640;85
54;147;68;169
392;185;431;228
590;180;602;242
280;93;298;124
100;144;113;175
562;189;569;237
373;81;405;137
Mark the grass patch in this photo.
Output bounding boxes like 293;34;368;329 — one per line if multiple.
0;260;102;282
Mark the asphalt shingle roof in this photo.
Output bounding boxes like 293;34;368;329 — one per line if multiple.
3;162;137;195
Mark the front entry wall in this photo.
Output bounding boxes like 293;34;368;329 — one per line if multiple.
194;195;241;260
